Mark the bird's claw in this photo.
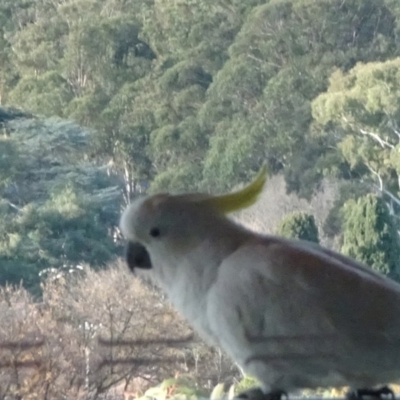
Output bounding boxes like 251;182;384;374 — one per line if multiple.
347;386;395;400
236;388;288;400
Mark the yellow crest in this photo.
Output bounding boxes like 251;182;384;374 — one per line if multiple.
203;165;268;214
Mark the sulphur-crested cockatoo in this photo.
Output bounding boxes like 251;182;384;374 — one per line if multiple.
120;167;400;400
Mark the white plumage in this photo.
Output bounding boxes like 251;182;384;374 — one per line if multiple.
120;169;400;397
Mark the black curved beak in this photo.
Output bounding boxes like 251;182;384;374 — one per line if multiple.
125;242;152;271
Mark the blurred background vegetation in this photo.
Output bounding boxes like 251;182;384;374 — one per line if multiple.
2;0;400;397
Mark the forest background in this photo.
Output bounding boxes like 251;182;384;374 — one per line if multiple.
2;0;400;398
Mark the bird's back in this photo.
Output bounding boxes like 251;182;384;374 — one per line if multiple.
206;236;400;391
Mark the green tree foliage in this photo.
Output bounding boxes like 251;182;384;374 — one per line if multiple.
312;58;400;210
2;0;400;198
276;212;320;244
201;0;398;193
2;0;400;273
341;194;400;278
0;108;124;294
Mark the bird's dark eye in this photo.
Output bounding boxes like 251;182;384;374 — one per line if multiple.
149;227;161;238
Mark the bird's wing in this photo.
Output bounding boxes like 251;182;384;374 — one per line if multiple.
258;237;400;338
207;237;400;371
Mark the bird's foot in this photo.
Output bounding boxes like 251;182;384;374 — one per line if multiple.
347;386;395;400
236;388;288;400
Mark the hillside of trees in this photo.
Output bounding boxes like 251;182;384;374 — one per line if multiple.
0;0;399;194
0;108;124;294
2;0;400;288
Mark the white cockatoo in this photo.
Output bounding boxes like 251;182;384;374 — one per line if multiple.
120;167;400;400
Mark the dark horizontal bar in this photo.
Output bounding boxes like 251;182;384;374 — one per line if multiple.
0;339;44;350
0;360;42;369
97;335;193;347
98;356;181;368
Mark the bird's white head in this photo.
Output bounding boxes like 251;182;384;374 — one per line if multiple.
119;166;268;272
